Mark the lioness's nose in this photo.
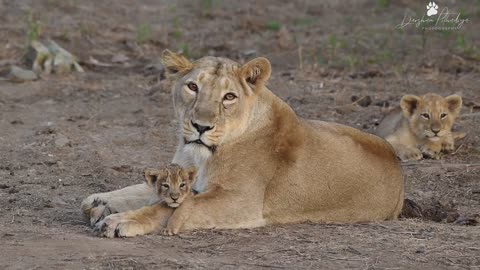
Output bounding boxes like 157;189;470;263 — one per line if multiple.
191;121;214;134
170;193;179;200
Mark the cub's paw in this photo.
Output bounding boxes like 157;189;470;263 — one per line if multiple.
113;220;145;238
441;140;455;153
161;228;176;236
421;145;441;160
398;147;423;161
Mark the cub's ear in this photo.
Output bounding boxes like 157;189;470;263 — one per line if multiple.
445;95;462;115
400;95;421;117
240;57;271;94
161;49;193;76
183;166;198;184
144;168;167;187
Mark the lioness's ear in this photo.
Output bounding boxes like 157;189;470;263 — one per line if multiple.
240;57;271;94
144;168;167;187
161;49;193;76
400;95;421;117
445;95;462;115
183;166;198;184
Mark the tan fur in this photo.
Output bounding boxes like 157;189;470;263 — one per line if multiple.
84;51;404;238
376;93;464;161
144;165;197;235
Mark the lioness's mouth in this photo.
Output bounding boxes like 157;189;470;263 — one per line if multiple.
185;138;217;153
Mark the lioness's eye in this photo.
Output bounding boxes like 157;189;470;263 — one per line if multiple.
161;183;170;189
187;82;198;92
223;93;237;101
180;182;186;188
440;113;447;119
421;113;430;119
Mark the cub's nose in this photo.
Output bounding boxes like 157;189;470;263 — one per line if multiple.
191;121;214;134
170;194;179;201
431;127;441;135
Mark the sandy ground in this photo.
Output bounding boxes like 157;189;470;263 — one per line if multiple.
0;1;479;269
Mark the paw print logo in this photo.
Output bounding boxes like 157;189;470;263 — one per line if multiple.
426;2;438;16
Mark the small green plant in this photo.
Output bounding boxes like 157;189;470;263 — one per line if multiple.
60;29;71;42
294;18;314;28
202;0;215;10
456;34;466;50
136;23;153;44
345;55;359;69
180;43;190;58
377;0;390;9
266;21;281;31
26;11;43;43
327;34;343;64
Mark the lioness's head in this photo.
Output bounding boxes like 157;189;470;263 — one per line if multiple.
144;164;197;208
160;50;271;156
400;93;462;141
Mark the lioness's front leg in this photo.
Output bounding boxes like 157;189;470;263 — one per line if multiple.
95;204;174;238
82;183;155;226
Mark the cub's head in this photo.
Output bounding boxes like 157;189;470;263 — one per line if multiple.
144;164;197;208
400;93;462;141
160;50;271;157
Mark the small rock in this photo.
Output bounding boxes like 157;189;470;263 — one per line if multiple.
143;62;165;77
111;54;129;63
240;49;257;59
351;95;372;107
111;165;133;173
0;184;10;189
55;134;70;147
10;120;24;125
7;65;38;82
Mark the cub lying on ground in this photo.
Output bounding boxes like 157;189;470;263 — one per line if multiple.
144;164;197;235
376;93;465;161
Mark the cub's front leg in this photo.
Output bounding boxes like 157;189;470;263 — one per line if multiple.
95;204;174;238
441;135;455;153
162;196;195;236
420;141;442;159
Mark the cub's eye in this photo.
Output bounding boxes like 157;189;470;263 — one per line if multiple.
420;113;430;119
223;93;237;101
161;183;170;189
440;113;448;119
187;82;198;92
179;182;186;188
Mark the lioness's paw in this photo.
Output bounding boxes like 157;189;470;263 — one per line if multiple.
399;148;422;161
87;198;116;226
94;213;145;238
421;145;441;160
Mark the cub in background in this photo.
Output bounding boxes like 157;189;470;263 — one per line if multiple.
376;93;465;161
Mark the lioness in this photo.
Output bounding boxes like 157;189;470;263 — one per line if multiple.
144;164;197;235
376;93;464;161
82;50;404;238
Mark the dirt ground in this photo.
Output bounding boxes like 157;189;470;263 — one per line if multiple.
1;0;479;269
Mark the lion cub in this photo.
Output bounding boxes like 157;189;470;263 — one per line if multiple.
376;93;465;161
144;164;197;235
